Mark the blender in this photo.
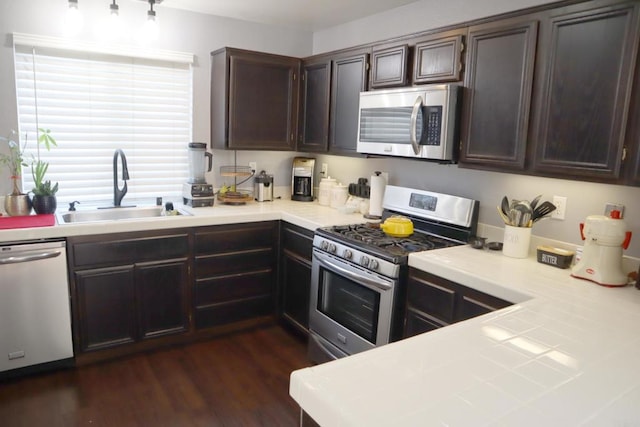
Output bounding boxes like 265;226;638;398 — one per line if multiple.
182;142;215;207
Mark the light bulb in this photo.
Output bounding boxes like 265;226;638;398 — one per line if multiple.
137;9;159;44
64;0;84;36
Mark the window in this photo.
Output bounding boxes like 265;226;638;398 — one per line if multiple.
13;34;193;206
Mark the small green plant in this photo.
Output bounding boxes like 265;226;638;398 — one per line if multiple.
31;159;59;196
31;127;58;196
0;130;29;195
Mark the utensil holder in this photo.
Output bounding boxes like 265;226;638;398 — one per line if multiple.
502;225;531;258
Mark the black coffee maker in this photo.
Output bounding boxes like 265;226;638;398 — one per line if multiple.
291;157;315;202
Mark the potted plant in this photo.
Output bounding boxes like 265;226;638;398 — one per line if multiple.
30;128;58;215
0;130;32;216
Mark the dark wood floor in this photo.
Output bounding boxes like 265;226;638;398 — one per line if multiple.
0;324;310;427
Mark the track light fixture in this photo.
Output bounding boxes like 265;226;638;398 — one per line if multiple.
110;0;119;16
65;0;84;36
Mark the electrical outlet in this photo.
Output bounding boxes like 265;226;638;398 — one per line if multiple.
604;203;625;218
551;196;567;220
321;163;329;177
249;161;257;173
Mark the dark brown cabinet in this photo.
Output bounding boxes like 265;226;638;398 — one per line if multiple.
531;2;640;180
413;31;465;84
68;231;190;354
329;49;370;155
278;222;314;335
194;221;278;329
370;44;409;88
298;58;332;152
460;18;539;170
404;268;512;338
210;47;300;150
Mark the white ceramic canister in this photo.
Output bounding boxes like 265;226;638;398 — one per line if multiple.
330;183;349;208
318;177;337;206
502;225;532;258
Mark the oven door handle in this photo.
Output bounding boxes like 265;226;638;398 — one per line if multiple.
315;251;392;291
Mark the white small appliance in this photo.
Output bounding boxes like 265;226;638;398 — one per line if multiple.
571;210;632;287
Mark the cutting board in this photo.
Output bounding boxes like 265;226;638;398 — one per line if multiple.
0;214;56;229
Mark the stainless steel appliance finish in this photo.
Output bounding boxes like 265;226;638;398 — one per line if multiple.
357;85;460;161
182;182;215;207
308;185;478;363
254;170;274;202
291;157;314;202
0;240;73;374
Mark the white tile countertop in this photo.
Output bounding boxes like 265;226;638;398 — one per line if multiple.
0;199;367;243
290;245;640;426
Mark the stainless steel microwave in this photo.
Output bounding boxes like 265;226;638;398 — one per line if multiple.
357;85;461;161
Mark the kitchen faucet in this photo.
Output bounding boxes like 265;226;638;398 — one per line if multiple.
113;149;130;207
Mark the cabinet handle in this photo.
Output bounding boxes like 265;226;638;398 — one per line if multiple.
622;146;627;161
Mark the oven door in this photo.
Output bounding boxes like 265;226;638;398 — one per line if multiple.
309;248;397;359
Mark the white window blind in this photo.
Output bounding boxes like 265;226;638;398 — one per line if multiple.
13;41;192;206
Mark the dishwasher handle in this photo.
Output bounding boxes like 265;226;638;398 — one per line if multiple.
0;250;62;265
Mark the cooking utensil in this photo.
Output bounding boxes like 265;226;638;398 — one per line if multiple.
501;196;510;218
497;205;510;225
532;201;556;223
530;194;542;211
380;215;414;237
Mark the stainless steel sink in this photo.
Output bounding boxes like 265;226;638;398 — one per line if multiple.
56;206;189;224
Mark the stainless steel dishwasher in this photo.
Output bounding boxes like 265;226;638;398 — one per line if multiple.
0;240;74;374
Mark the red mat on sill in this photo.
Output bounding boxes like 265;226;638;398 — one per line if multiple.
0;214;56;229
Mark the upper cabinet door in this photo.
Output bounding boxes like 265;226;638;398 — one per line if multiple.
329;51;369;155
460;19;538;169
531;3;640;180
370;44;409;89
413;32;465;84
210;48;300;151
298;58;331;152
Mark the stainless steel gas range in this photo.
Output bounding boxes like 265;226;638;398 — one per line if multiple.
308;185;479;364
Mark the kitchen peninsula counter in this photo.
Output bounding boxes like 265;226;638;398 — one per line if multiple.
0;199;365;243
290;245;640;426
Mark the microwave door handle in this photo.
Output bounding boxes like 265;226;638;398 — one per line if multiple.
410;95;423;155
315;251;392;291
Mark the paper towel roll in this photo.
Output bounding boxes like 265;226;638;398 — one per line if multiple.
369;171;386;217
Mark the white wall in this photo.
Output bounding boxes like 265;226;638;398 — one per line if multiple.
0;0;313;197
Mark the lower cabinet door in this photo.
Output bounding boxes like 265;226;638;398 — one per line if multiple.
404;308;447;338
281;252;312;333
136;259;189;340
75;266;136;352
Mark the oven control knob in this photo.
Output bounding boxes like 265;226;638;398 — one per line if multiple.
369;259;379;270
360;255;369;267
321;241;329;251
328;243;337;254
343;249;353;260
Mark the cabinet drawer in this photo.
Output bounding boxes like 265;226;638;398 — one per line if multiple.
195;270;273;306
71;234;189;268
407;275;456;323
195;249;274;278
281;223;313;261
195;296;273;329
195;222;275;255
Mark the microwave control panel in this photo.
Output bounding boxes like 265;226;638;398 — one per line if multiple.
422;105;442;146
